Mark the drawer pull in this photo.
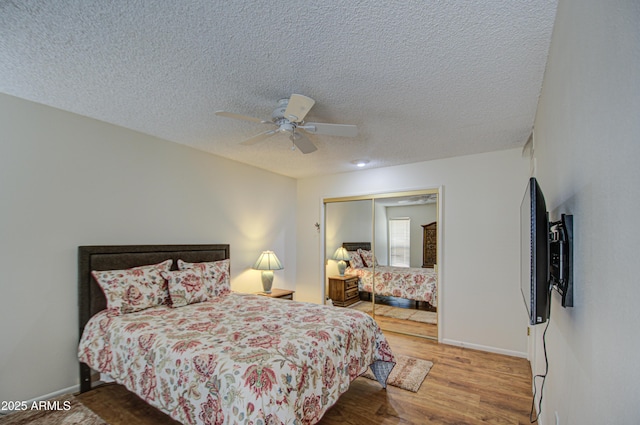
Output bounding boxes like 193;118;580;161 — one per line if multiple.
345;288;359;299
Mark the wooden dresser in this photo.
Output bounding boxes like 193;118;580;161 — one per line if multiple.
328;275;360;307
422;221;437;268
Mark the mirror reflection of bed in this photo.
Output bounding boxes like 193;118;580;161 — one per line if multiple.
342;241;437;339
324;191;439;340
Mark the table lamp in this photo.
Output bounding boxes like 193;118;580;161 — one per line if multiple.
333;247;350;276
252;250;283;294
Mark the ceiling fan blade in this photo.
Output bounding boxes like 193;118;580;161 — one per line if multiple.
290;132;317;154
300;122;358;138
240;129;278;146
215;111;271;124
284;94;315;123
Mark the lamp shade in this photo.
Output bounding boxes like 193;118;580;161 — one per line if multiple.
252;251;284;271
332;247;351;261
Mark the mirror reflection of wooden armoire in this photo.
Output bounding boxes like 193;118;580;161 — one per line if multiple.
422;221;437;268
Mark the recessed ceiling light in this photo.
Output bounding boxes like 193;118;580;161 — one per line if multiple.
351;159;370;168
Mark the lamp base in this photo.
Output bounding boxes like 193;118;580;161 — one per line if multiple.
261;270;274;294
337;260;347;276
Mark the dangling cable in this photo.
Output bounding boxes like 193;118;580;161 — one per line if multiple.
529;284;553;423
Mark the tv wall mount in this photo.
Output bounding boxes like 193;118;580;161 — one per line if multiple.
549;214;573;308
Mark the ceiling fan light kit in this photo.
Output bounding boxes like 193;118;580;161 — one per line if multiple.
215;94;358;155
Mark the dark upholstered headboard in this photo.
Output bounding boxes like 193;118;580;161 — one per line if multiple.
342;242;371;252
78;244;230;392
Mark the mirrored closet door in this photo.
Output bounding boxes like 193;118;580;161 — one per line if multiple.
324;189;440;340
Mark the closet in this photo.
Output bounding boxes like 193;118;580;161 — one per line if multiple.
324;189;441;340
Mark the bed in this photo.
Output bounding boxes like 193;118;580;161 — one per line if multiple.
342;242;438;307
78;244;395;425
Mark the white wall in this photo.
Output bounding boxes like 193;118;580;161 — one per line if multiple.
296;148;530;355
325;200;372;258
374;201;387;265
531;0;640;423
0;93;297;402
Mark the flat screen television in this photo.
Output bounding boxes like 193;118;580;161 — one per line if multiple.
521;177;550;325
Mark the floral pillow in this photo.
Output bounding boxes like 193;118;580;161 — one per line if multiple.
91;259;172;316
161;269;208;307
358;249;378;268
177;258;230;297
348;251;365;269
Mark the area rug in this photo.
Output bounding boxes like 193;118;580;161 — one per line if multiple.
351;301;437;324
361;353;433;392
0;394;106;425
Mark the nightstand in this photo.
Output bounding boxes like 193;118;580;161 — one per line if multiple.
328;275;360;307
256;288;295;300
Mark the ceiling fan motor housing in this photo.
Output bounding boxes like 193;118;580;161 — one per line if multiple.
272;99;289;121
278;121;295;133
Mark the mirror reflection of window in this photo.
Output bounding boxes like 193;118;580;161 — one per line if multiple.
389;218;411;267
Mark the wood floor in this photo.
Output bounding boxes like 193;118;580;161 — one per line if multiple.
353;294;438;339
377;314;438;339
321;332;535;425
76;332;535;425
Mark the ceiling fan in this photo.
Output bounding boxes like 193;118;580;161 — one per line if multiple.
215;94;358;154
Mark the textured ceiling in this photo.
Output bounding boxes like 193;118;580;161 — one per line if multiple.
0;1;557;178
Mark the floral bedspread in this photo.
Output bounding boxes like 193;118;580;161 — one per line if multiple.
78;293;395;425
347;266;438;306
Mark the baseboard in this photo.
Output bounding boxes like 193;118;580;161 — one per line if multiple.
442;338;527;358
